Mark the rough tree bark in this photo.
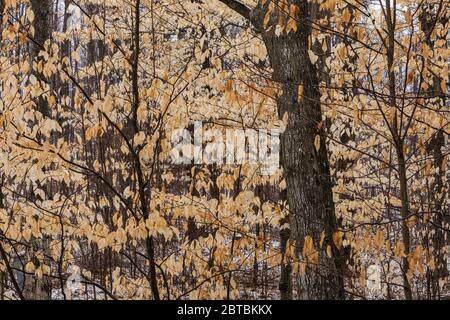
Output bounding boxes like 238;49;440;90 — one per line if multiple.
0;0;4;43
0;0;4;70
218;0;345;299
30;0;53;117
26;0;54;300
278;190;292;299
420;3;449;299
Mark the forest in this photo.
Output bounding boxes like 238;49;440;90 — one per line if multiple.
0;0;449;300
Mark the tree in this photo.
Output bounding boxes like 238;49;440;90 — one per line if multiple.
218;0;345;299
0;0;449;301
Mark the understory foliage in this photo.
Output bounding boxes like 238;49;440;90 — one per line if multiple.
0;0;449;300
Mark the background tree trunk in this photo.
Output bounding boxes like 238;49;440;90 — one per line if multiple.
30;0;53;117
420;4;449;299
27;0;54;300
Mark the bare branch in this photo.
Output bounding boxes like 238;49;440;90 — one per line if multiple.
218;0;251;21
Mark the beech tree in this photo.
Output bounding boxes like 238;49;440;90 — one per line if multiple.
0;0;448;300
216;0;345;299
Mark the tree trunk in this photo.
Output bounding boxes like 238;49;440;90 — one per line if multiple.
252;0;345;299
385;0;412;297
0;0;4;44
218;0;346;299
30;0;52;117
420;4;449;298
396;147;413;299
279;207;292;299
27;0;54;300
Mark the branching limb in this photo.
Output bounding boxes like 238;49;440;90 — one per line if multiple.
218;0;251;21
